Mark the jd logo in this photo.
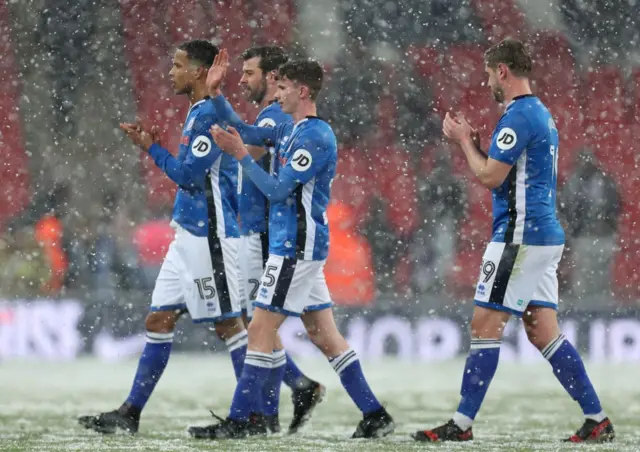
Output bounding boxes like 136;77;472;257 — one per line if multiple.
496;127;517;150
291;149;312;171
191;135;212;157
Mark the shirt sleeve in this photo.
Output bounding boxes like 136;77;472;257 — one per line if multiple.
279;132;330;185
239;132;329;202
239;155;299;202
211;94;279;146
147;113;221;189
488;111;532;166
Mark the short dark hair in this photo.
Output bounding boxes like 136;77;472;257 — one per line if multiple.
241;46;289;73
278;60;324;101
484;38;532;77
178;40;219;67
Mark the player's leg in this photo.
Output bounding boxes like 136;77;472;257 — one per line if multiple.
212;315;268;435
213;316;248;380
192;234;273;434
300;267;394;438
203;235;250;383
116;310;182;420
524;247;614;442
524;307;613;441
238;233;273;429
281;336;320;391
300;308;394;438
413;305;509;442
231;233;272;431
188;306;285;439
232;235;253;376
415;242;536;442
78;239;186;434
268;332;326;435
277;265;332;434
233;306;287;420
189;254;297;439
261;333;286;433
238;232;325;434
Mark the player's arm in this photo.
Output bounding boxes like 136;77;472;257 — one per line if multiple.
238;156;299;201
211;94;279;146
457;138;512;190
444;112;528;189
246;145;268;161
212;126;321;202
241;140;323;202
480;112;532;188
147;115;220;189
245;111;282;161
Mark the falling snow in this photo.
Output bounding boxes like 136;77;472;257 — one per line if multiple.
0;0;639;450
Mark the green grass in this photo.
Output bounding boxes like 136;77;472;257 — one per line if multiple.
0;356;637;451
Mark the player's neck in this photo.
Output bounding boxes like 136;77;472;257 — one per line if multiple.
188;84;209;106
292;101;317;123
260;88;278;110
503;80;532;105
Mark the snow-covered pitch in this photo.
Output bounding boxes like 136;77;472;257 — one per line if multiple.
0;355;636;451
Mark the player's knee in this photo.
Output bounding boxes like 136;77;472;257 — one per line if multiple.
526;329;546;350
214;317;245;341
470;315;496;339
274;333;284;351
525;322;556;351
523;308;560;351
305;323;338;353
470;309;507;339
246;317;278;352
145;311;178;333
304;322;323;347
247;317;268;341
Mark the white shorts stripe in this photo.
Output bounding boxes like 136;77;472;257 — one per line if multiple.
513;150;527;244
209;159;226;238
301;178;317;259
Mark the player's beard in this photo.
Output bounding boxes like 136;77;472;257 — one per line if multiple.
492;85;505;103
250;78;268;104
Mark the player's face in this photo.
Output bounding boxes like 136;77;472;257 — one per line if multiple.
169;50;196;95
274;77;299;114
240;57;267;104
486;64;505;103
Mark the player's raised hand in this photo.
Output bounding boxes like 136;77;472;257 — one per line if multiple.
210;124;248;160
120;121;154;151
207;48;229;96
443;112;473;145
471;128;481;150
150;125;163;147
